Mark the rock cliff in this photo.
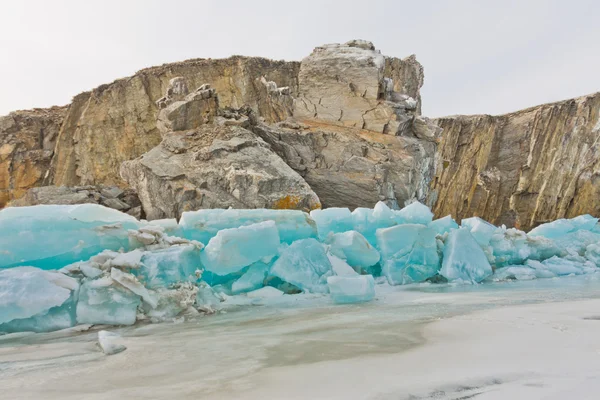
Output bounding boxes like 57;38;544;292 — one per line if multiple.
1;40;429;219
429;92;600;231
0;107;67;207
45;57;301;189
2;40;599;229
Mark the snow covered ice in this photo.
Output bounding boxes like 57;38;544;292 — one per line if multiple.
327;275;375;304
1;201;600;334
98;330;127;355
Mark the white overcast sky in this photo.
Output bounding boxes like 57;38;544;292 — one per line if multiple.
1;0;599;117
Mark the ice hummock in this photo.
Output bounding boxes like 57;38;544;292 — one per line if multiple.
351;202;398;245
76;277;141;326
395;201;434;225
461;216;498;246
2;201;600;334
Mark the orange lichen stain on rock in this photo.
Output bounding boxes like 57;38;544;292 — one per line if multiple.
272;195;303;209
309;201;322;211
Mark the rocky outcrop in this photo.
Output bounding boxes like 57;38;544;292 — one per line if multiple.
114;40;437;220
156;79;219;134
429;92;600;231
0;107;67;207
253;120;435;209
121;102;320;219
9;185;143;218
45;57;301;189
293;40;422;134
6;39;599;230
1;41;428;211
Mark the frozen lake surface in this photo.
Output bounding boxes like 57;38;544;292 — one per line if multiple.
2;275;600;399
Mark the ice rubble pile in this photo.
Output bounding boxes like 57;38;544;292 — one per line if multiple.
2;202;600;333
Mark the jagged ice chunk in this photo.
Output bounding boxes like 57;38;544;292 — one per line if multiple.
270;238;332;293
440;228;493;283
377;224;440;284
201;221;280;275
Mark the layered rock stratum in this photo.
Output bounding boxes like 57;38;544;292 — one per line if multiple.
1;40;599;229
429;93;600;231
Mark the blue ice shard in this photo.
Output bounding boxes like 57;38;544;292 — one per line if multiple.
0;204;139;269
0;267;79;332
428;215;459;236
231;261;270;294
394;201;434;225
377;224;440;284
351;202;398;245
179;208;316;244
137;244;202;289
440;228;493;283
461;216;497;246
327;231;380;271
528;214;599;239
310;208;354;240
270;238;332;293
200;221;280;275
76;277;141;326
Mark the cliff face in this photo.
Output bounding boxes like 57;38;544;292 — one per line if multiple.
429;92;600;231
4;39;600;229
0;107;67;207
46;57;301;188
118;41;434;219
1;41;427;217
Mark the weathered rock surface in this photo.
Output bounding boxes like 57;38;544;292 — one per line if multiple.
253;120;435;209
0;107;67;207
293;41;423;135
9;185;143;218
121;106;321;220
429;92;600;231
3;39;599;230
46;57;301;189
156;79;219;134
2;42;429;213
